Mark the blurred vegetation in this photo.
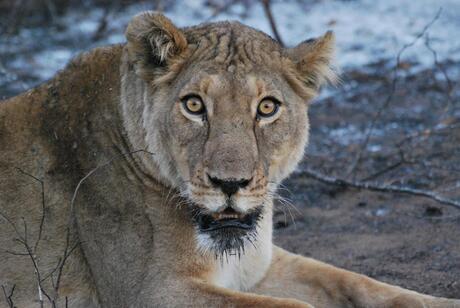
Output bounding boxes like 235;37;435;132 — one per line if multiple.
0;0;169;33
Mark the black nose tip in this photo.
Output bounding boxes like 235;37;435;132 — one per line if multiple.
207;175;251;197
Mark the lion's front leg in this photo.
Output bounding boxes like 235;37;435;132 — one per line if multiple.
251;246;460;308
141;278;314;307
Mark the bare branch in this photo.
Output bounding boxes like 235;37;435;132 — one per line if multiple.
206;0;239;21
424;33;456;113
360;160;403;182
53;240;80;302
293;166;460;210
395;123;460;148
345;8;443;178
15;167;46;253
52;149;155;303
3;249;29;256
0;211;22;241
69;149;154;215
260;0;284;47
0;178;50;306
2;284;15;308
3;218;53;305
92;0;121;42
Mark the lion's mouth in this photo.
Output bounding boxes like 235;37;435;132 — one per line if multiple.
197;207;259;232
190;205;263;256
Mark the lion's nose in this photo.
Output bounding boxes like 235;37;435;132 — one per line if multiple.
207;175;252;197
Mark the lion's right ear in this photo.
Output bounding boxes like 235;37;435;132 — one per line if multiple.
125;11;188;79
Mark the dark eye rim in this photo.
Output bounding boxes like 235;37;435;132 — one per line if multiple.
181;94;206;115
257;96;281;118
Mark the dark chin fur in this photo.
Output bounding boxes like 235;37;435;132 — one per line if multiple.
190;205;264;259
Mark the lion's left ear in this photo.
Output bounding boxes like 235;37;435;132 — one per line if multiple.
287;31;337;91
125;11;188;79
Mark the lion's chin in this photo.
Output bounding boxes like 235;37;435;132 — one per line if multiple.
191;205;264;257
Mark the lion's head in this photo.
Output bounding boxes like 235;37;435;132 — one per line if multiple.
122;12;336;256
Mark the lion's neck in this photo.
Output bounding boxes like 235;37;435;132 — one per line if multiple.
141;189;274;292
208;209;274;291
119;47;177;189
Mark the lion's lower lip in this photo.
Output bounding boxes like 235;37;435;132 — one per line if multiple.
199;217;254;232
194;207;263;233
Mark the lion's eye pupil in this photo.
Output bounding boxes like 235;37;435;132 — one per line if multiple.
257;99;279;117
262;102;273;113
183;97;204;114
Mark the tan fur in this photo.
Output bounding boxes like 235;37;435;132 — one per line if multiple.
0;11;458;307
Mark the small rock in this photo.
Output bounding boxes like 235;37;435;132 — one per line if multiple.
274;221;288;229
375;208;390;217
424;206;443;217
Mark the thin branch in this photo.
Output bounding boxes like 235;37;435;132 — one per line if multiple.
360;160;403;182
206;0;239;21
0;173;51;307
395;123;460;148
345;8;443;178
6;220;52;305
15;168;46;253
52;240;80;302
91;0;121;42
2;284;15;308
69;149;154;218
260;0;284;47
293;167;460;210
424;33;456;113
2;149;154;307
53;148;155;303
3;249;29;256
0;212;22;240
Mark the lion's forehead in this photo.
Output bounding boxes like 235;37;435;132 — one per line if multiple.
182;73;260;97
183;22;285;73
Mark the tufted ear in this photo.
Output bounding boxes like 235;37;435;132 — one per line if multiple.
287;31;337;91
125;11;188;80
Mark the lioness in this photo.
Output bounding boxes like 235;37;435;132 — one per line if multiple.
0;11;459;307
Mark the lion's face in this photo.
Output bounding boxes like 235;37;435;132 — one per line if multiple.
165;70;309;254
124;12;336;255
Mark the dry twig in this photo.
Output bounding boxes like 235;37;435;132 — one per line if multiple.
293;167;460;210
0;149;154;307
92;0;121;41
15;168;46;253
206;0;240;21
1;284;15;308
345;8;443;178
54;148;154;304
424;33;456;113
260;0;284;46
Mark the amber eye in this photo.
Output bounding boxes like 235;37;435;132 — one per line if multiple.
257;98;280;118
182;95;205;115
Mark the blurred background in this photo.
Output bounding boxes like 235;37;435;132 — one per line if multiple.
1;0;459;299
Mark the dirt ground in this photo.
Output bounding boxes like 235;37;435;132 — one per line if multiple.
273;62;460;299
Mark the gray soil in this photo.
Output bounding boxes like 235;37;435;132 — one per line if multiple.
274;62;460;299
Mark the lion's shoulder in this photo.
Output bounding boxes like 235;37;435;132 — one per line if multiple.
0;44;126;176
